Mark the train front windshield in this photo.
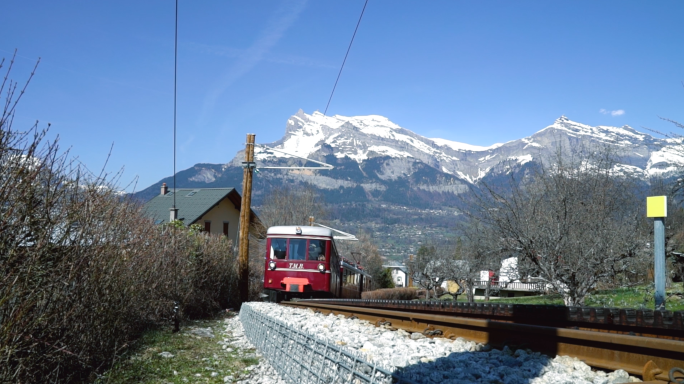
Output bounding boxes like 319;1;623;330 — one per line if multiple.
269;238;328;261
308;240;326;260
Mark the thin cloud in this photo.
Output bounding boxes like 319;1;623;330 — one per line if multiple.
600;108;625;116
197;0;308;126
179;134;195;153
183;41;335;69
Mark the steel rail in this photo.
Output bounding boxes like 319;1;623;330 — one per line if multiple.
281;301;684;383
296;299;684;339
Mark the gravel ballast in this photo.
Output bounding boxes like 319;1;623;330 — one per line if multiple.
223;313;287;384
242;302;642;384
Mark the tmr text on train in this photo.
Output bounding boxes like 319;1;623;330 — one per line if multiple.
263;226;371;302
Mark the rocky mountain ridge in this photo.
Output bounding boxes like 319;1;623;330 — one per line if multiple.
135;110;684;210
133;110;684;260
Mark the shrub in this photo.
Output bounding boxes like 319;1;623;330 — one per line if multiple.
0;54;239;382
376;268;396;289
361;287;418;301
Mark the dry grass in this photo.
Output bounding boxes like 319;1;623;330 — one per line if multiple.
361;287;418;300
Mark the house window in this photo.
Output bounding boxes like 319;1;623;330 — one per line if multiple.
204;221;211;233
223;222;229;236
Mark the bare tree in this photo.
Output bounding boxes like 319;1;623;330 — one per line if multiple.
406;244;443;299
352;231;387;289
463;144;645;306
442;229;504;302
255;185;327;231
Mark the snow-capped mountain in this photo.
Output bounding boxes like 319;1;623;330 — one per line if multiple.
136;110;684;210
231;110;684;183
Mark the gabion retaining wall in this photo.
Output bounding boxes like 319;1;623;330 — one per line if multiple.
239;303;413;384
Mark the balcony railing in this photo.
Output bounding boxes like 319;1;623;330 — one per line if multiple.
472;280;545;292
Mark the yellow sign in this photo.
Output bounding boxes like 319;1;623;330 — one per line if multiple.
647;196;667;218
445;280;461;294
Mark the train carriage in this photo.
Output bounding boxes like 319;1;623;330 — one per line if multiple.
263;225;371;302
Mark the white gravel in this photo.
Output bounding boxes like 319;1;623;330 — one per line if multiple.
243;302;642;384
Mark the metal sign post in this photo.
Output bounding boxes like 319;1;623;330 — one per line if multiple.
647;196;667;309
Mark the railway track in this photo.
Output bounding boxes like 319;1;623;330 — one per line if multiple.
281;299;684;383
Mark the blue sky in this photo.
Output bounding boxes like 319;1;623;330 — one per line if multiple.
2;1;684;191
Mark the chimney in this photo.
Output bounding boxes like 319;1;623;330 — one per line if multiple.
170;207;178;222
161;183;168;196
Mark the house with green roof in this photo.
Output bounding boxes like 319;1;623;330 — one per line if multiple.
143;184;263;244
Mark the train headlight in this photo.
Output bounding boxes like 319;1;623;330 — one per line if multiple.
269;261;277;271
318;263;325;273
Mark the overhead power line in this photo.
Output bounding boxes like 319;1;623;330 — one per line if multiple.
323;0;369;116
173;0;178;210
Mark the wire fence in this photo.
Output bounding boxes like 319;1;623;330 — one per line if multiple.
240;304;415;384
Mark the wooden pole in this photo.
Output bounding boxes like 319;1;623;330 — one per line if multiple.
408;254;414;287
238;133;256;305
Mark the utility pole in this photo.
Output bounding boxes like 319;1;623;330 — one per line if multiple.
238;133;256;305
235;140;333;304
647;196;667;310
408;254;414;287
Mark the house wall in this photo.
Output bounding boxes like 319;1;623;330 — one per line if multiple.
390;269;407;287
196;198;241;244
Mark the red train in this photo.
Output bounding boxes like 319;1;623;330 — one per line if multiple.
263;225;372;302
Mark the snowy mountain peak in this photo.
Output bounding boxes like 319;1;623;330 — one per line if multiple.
304;111;402;130
540;116;650;146
264;111;419;163
430;138;501;152
250;110;684;184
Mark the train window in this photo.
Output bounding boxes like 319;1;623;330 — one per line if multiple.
308;240;327;261
270;238;287;259
288;238;307;260
330;243;339;265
